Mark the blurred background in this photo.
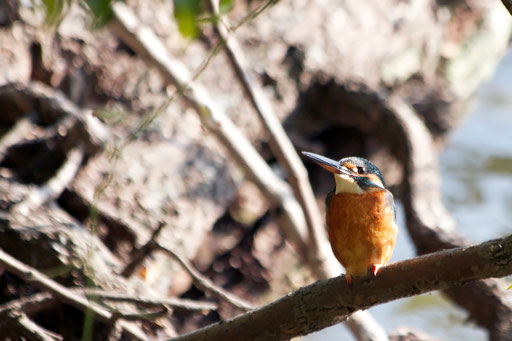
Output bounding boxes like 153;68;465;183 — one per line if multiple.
0;0;511;340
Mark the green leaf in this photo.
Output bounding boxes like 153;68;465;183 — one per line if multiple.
508;283;512;290
83;0;114;27
173;0;201;38
219;0;232;14
41;0;66;25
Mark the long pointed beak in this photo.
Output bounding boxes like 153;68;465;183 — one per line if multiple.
301;151;351;176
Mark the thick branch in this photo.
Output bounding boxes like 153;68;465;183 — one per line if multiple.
170;234;512;341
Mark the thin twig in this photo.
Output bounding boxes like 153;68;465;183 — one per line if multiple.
110;1;309;262
81;288;218;312
169;234;512;341
501;0;512;16
0;82;110;153
208;0;325;259
11;146;84;216
121;221;166;277
0;112;36;158
155;243;254;312
0;249;148;341
111;306;168;322
107;322;123;341
10;312;63;341
0;292;56;318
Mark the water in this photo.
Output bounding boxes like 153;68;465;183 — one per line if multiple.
303;49;512;341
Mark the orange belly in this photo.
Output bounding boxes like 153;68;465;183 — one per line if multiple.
326;190;397;278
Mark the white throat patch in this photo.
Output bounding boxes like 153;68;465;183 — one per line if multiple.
334;173;364;194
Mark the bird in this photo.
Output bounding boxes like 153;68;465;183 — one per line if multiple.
302;151;397;284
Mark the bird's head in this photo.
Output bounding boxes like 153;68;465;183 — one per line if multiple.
302;151;385;195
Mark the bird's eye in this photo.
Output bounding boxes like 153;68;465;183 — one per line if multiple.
357;166;366;175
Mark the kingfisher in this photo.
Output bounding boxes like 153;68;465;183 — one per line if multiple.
302;151;398;284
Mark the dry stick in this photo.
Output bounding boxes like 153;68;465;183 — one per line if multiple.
169;234;512;341
111;306;168;322
0;112;36;157
121;221;166;277
81;288;218;312
110;2;309;261
208;0;324;261
11;146;84;216
11;312;63;341
0;292;57;318
0;82;110;152
502;0;512;16
0;249;149;341
208;2;388;340
156;243;254;312
107;322;123;341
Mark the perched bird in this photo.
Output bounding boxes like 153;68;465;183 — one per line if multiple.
302;152;397;284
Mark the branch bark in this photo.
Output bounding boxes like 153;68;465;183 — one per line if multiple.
169;234;512;341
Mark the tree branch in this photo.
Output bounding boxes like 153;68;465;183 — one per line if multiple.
11;146;84;216
0;249;148;341
121;221;166;278
169;234;512;341
208;0;325;259
9;312;63;341
156;243;254;312
81;288;218;313
0;82;110;154
0;112;36;158
501;0;512;16
0;292;56;318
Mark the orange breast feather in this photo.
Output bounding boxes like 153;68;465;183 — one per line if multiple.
326;190;397;278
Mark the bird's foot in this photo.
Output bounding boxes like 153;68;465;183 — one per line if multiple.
371;264;382;276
